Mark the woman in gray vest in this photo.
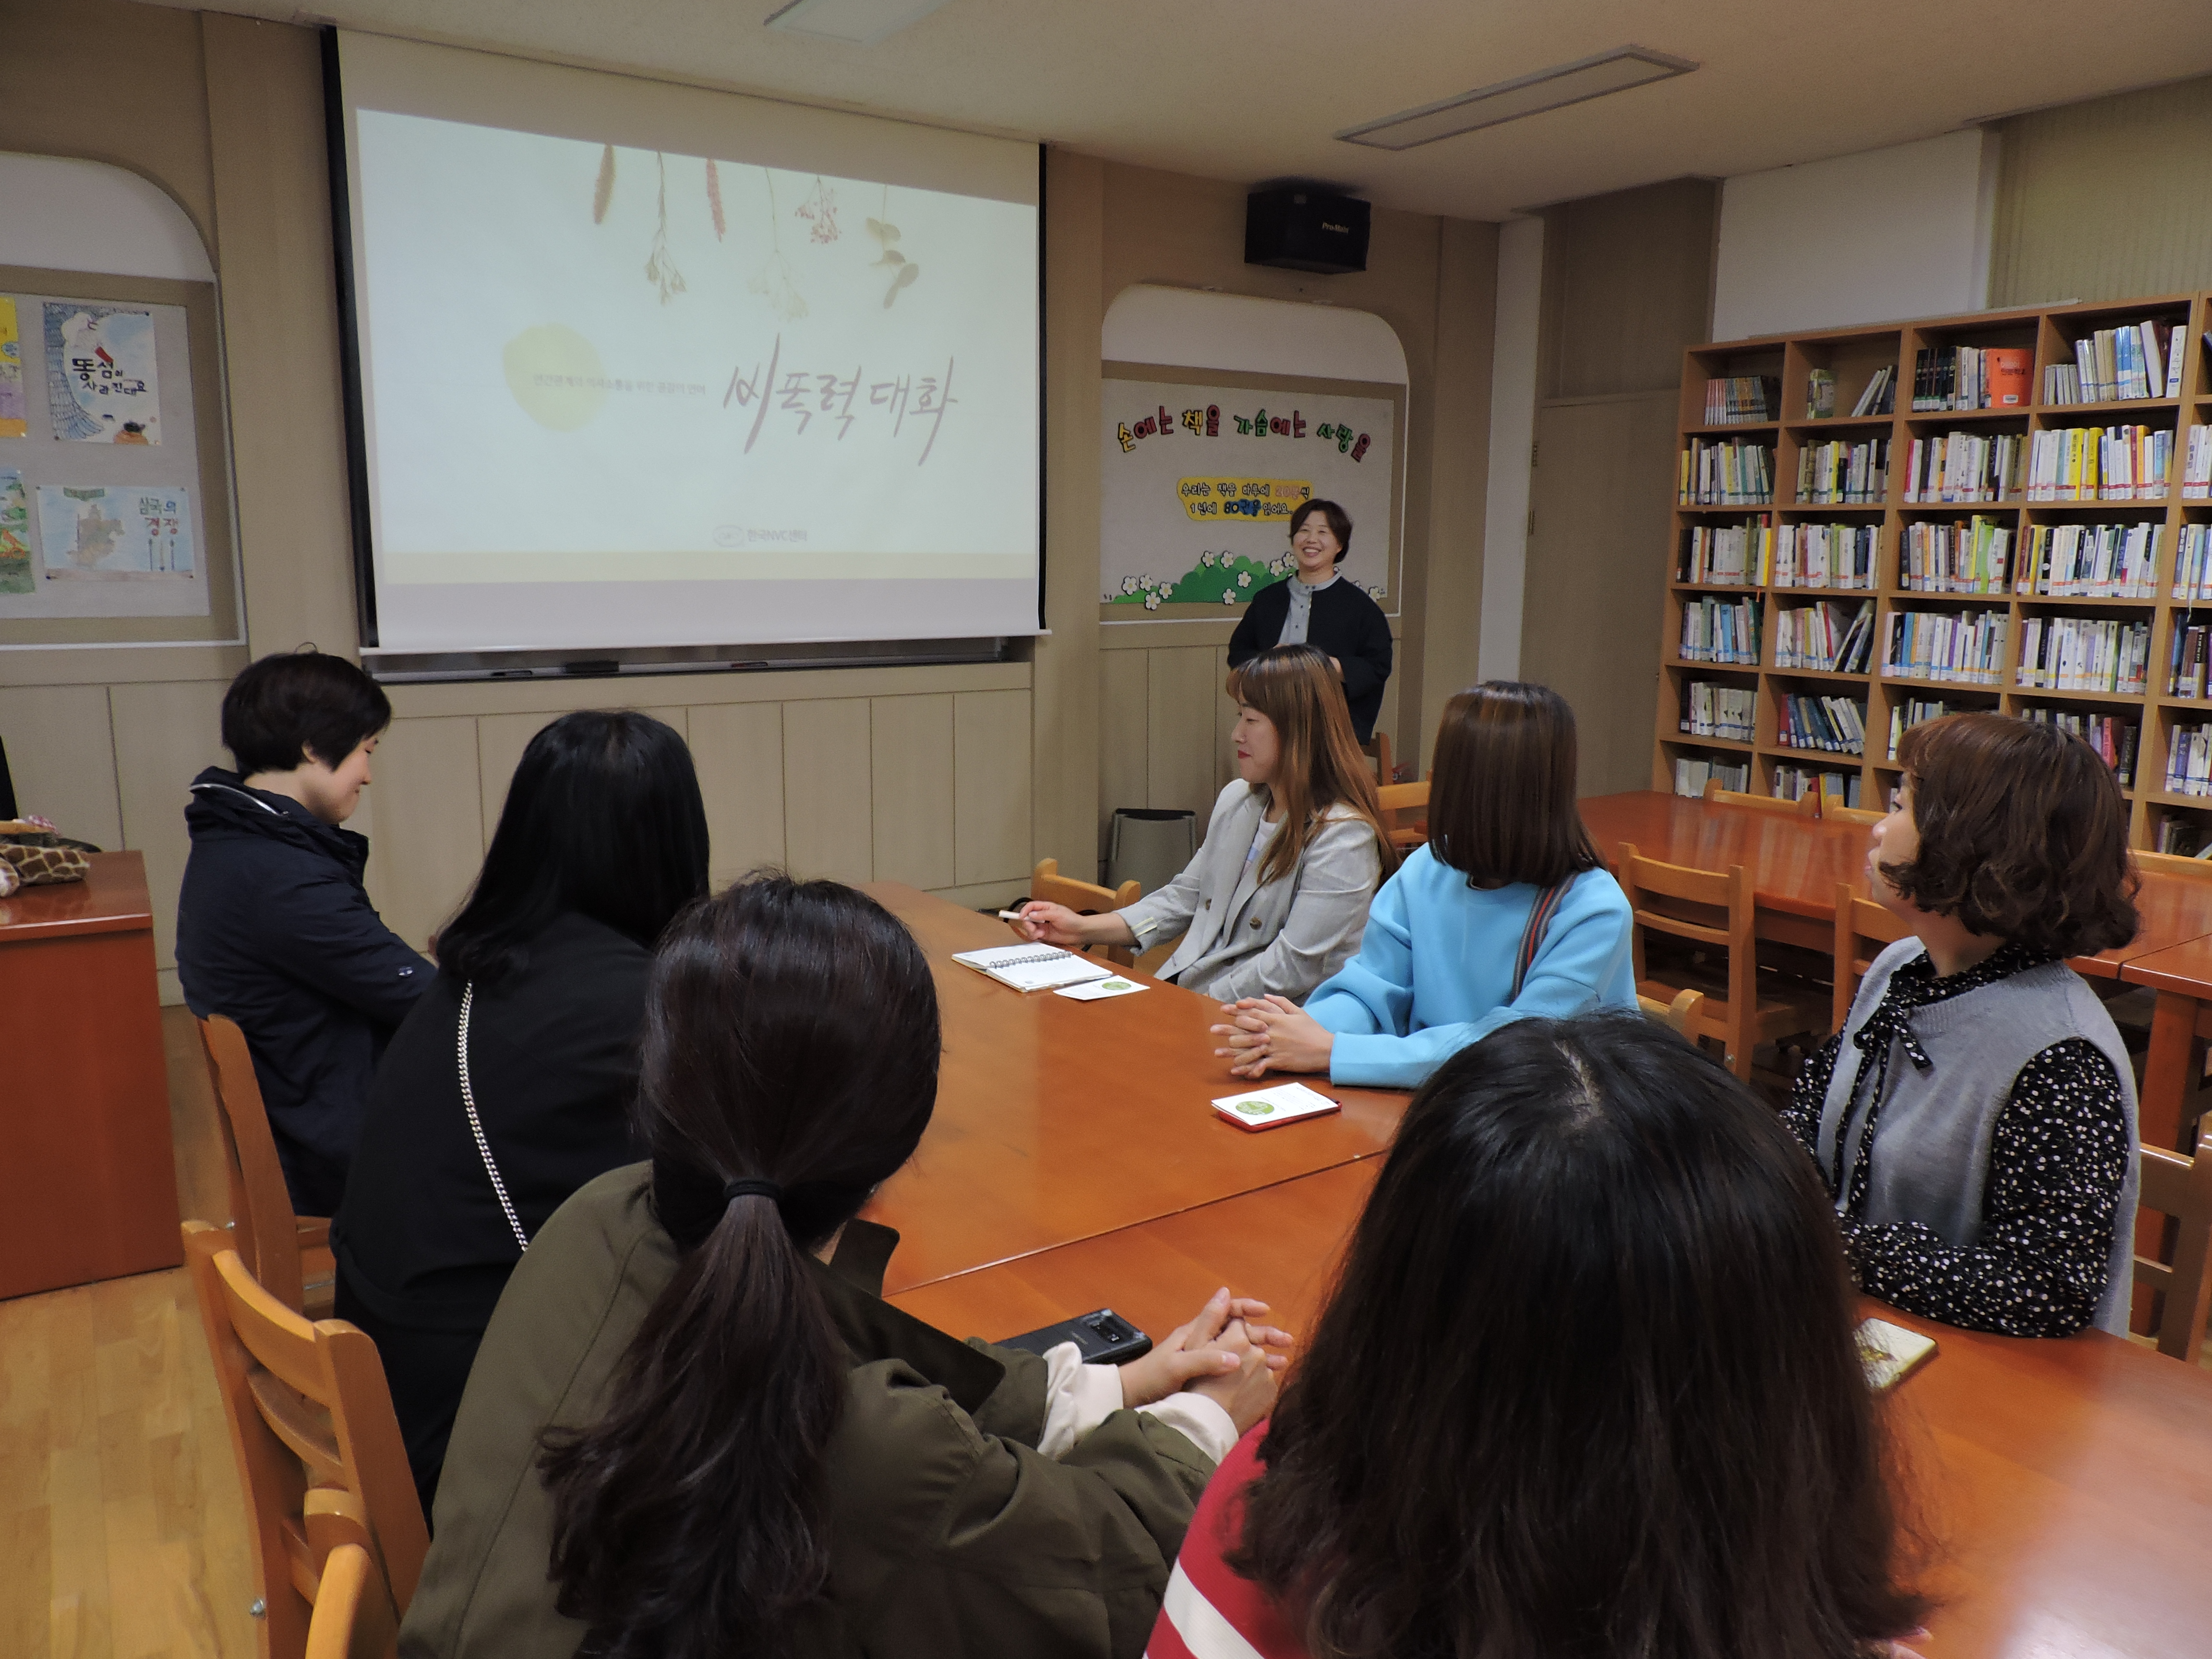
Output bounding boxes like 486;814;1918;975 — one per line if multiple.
1783;712;2140;1337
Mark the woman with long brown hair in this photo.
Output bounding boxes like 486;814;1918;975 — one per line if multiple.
1215;680;1633;1088
1013;642;1393;1003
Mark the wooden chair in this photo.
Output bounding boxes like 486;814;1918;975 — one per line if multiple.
1618;843;1830;1081
1636;987;1707;1038
305;1542;398;1659
1703;779;1819;819
2136;849;2212;878
1831;880;1914;1028
1822;802;1886;826
183;1219;427;1658
2133;1128;2212;1362
1376;781;1429;853
1361;730;1394;786
1031;858;1142;969
199;1015;337;1318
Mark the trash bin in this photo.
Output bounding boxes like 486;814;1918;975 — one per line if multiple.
1105;808;1197;897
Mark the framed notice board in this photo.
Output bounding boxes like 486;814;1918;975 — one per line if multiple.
0;264;240;648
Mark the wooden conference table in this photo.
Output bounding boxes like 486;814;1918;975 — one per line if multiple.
863;878;2212;1659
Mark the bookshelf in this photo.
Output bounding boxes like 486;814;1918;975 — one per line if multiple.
1658;291;2212;853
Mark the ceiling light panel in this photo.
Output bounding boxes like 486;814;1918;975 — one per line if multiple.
1337;46;1698;151
764;0;953;47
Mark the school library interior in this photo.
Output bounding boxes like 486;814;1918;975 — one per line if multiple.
6;3;2212;1657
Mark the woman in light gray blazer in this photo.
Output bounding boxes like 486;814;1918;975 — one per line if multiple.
1013;644;1394;1003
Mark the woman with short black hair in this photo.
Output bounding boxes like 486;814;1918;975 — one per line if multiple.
1214;681;1635;1088
178;648;431;1214
335;709;710;1513
1783;711;2141;1337
1226;499;1393;743
1156;1013;1929;1659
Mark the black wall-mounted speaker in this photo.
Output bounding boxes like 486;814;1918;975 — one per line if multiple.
1244;187;1370;275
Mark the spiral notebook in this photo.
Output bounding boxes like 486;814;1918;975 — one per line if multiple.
950;943;1116;993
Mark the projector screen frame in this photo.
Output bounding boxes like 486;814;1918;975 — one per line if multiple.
318;28;1047;682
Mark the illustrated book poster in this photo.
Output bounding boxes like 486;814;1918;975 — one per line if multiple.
1099;372;1399;620
45;302;161;444
0;299;24;438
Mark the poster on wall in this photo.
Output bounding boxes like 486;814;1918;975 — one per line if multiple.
45;302;162;444
0;299;25;438
1100;370;1400;621
35;484;194;577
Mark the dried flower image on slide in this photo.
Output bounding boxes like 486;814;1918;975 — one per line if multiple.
796;175;840;243
749;169;808;322
868;186;921;309
644;153;687;304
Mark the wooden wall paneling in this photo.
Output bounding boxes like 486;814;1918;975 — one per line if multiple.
781;700;874;884
1097;649;1150;854
1213;645;1237;794
1539;180;1720;400
1145;647;1226;819
473;705;690;852
688;700;786;885
952;689;1034;886
107;680;229;984
0;683;124;851
1520;395;1676;796
870;694;956;890
354;715;482;955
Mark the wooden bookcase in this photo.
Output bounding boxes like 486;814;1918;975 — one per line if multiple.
1657;291;2212;852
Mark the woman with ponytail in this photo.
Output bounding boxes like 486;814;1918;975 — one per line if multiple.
400;875;1287;1659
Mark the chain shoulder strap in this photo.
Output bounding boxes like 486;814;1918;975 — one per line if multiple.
458;982;531;1256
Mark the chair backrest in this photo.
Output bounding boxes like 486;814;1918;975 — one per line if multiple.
305;1542;399;1659
1703;780;1818;818
1821;802;1885;826
1618;839;1753;980
2132;1130;2212;1361
2135;849;2212;878
1375;780;1429;851
200;1013;313;1311
1636;987;1707;1037
1830;880;1913;1028
183;1220;428;1655
1031;858;1141;968
1360;730;1394;786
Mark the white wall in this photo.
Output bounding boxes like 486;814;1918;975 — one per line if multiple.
1478;216;1541;683
0;151;214;280
1711;131;1995;340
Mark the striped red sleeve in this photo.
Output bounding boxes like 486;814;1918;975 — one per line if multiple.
1146;1423;1308;1659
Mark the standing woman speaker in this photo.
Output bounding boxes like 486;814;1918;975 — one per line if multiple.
1227;500;1394;744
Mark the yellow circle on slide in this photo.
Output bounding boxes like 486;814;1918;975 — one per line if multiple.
503;325;607;431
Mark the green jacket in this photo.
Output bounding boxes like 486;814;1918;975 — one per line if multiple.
398;1164;1218;1658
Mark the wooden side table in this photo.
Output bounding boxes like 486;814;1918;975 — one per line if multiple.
0;850;180;1298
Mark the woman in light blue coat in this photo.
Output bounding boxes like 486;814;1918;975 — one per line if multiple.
1214;682;1635;1089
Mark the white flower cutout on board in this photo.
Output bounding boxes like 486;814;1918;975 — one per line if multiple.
1200;550;1217;567
1120;575;1139;595
1144;591;1162;610
1220;589;1236;605
1237;570;1252;588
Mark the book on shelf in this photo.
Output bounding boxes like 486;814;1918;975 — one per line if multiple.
2157;817;2209;856
2184;425;2212;499
2024;425;2173;501
1902;432;2024;503
1887;697;1971;759
2043;320;2185;404
1796;437;1888;503
2165;722;2212;798
1848;365;1896;418
1681;521;1773;585
1806;369;1836;420
2172;523;2212;600
1775;765;1863;807
2170;623;2212;699
1679;595;1762;664
1681;681;1756;743
2020;707;2138;788
1704;375;1781;424
1680;439;1774;505
1672;757;1750;799
1912;344;2029;411
2018;522;2161;598
1773;523;1876;589
2016;615;2150;695
1884;610;2008;685
1777;692;1866;755
1902;517;2013;594
1774;599;1875;673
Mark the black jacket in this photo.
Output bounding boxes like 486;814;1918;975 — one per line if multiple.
333;911;651;1333
176;767;431;1209
1226;575;1395;742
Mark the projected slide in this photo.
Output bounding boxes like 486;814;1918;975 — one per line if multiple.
348;104;1038;649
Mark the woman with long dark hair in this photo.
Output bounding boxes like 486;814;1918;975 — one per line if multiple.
1214;681;1634;1087
1014;643;1392;1003
334;709;709;1514
402;876;1287;1659
1154;1013;1929;1659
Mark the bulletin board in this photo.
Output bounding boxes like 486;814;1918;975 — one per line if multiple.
0;264;240;647
1099;361;1404;625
